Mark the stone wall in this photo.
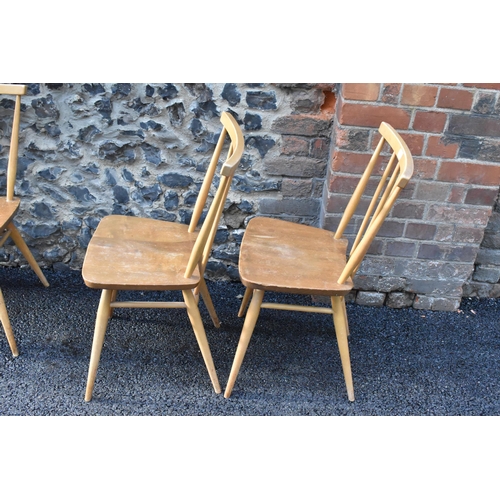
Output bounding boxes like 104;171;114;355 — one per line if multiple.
2;83;500;311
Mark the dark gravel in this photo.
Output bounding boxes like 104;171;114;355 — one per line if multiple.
1;266;499;415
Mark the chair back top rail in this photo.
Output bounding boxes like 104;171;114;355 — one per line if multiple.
1;84;27;201
184;111;244;279
334;121;414;284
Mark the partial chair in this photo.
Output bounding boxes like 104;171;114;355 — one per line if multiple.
0;84;50;356
224;121;414;401
82;111;244;401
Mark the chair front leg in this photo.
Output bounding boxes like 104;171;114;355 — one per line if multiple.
224;288;264;398
0;288;18;357
85;289;112;402
182;289;221;393
331;295;355;402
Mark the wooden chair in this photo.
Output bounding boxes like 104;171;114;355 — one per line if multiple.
224;122;414;401
0;84;50;356
82;111;244;401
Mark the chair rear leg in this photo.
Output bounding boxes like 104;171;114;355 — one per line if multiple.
182;289;221;393
108;290;118;318
85;289;112;401
238;287;253;318
331;296;355;401
197;278;220;328
7;222;49;287
224;288;264;398
0;288;18;357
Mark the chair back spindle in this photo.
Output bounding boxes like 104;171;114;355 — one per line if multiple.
334;122;413;284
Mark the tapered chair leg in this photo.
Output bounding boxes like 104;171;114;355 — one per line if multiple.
7;222;49;287
197;278;220;328
85;289;112;401
0;288;18;357
182;289;221;394
331;295;355;401
238;287;253;317
225;288;264;398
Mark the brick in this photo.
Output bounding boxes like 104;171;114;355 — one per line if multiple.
391;201;426;219
437;88;474;110
453;226;485;244
475;248;500;266
259;197;320;217
356;291;386;307
338;101;411;129
328;174;361;194
425;135;459;158
427;205;491;225
310;138;330;159
448;114;500;138
331;151;381;175
415;181;450;202
264;157;326;178
386;241;416;257
448;185;466;203
472;265;500;283
463;83;500;90
377;220;405;238
281;178;312;198
413;111;447;133
342;83;380;101
401;84;438;107
381;83;402;104
464;187;499;206
472;92;496;114
281;135;309;156
386;292;415;308
435;225;455;242
413;158;438;179
418;243;444;260
405;222;437;240
413;295;461;311
407;278;464;295
463;282;500;299
397;132;424;155
273;115;332;137
335;128;370;151
437;161;500;186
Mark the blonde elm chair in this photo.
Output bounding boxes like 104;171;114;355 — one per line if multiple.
82;111;244;401
0;84;50;356
224;121;414;402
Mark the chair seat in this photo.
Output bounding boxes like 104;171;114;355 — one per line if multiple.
239;217;354;296
0;197;20;229
82;215;200;290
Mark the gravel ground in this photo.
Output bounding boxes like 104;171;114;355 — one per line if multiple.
1;266;499;416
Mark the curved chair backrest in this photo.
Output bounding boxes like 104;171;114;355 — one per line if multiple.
185;111;244;279
0;84;27;201
334;121;414;284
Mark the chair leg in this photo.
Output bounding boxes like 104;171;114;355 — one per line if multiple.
0;288;18;357
182;289;221;394
108;290;117;318
197;278;220;328
7;222;49;287
224;288;264;398
85;289;112;402
331;296;355;402
238;287;253;318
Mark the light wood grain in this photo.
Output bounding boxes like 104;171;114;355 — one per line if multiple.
0;85;49;355
82;111;244;401
226;121;414;401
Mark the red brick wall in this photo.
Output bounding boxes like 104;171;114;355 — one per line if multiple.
321;83;500;311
